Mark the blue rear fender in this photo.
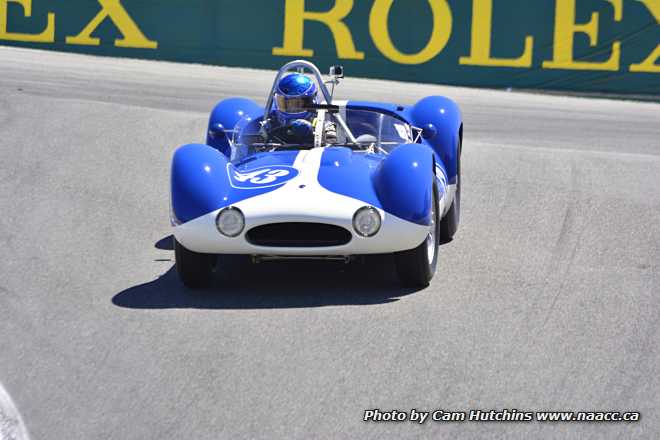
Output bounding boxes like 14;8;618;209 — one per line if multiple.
171;143;230;224
207;98;263;157
346;98;462;184
373;144;435;226
407;96;462;185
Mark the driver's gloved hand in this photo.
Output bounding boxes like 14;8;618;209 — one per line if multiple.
286;119;314;141
325;122;338;142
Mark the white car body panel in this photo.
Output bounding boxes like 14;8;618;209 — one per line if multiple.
174;147;447;256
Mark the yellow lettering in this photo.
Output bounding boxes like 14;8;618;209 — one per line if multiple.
629;0;660;72
630;46;660;72
459;0;533;68
369;0;452;65
0;0;54;42
65;0;157;49
543;0;623;71
273;0;363;60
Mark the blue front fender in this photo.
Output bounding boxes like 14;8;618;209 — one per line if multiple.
373;144;435;226
171;144;230;224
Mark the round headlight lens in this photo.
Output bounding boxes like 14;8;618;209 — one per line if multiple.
216;207;245;237
353;206;381;237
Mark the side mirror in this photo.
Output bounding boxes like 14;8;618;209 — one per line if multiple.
208;122;226;140
329;65;344;78
421;123;437;140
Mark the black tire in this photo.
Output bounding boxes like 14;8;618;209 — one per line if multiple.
174;238;215;289
440;140;461;242
395;187;439;287
215;254;250;282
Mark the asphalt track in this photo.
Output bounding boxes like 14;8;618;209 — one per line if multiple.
0;46;659;440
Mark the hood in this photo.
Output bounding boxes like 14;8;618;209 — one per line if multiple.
230;147;386;208
172;143;433;225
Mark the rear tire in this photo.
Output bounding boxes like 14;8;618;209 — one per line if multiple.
440;140;461;242
395;187;439;287
174;238;214;289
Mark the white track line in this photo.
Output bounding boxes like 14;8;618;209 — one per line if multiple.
0;383;30;440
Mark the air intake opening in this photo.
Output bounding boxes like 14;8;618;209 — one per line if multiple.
246;223;352;247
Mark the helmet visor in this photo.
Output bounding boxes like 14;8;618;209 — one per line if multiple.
275;94;315;114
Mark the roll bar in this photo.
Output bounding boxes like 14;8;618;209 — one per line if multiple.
264;60;357;144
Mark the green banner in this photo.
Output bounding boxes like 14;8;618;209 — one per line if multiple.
2;0;659;94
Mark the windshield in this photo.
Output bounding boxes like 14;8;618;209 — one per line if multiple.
231;109;419;160
345;109;415;147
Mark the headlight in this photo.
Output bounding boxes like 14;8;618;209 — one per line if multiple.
216;207;245;237
353;206;381;237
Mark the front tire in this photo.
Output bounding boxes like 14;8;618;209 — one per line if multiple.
440;140;461;242
395;187;439;287
174;238;215;289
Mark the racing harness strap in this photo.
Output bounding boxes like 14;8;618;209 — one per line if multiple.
313;109;327;149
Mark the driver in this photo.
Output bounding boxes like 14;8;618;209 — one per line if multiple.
261;73;337;144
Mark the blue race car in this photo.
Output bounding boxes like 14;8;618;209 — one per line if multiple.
170;60;462;288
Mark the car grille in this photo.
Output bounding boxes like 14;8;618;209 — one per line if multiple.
246;223;352;247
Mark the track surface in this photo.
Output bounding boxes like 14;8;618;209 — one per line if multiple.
0;47;659;439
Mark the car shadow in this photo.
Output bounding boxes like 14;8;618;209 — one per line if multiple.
154;235;174;250
112;236;422;310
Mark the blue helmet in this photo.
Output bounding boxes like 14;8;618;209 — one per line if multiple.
274;73;317;122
